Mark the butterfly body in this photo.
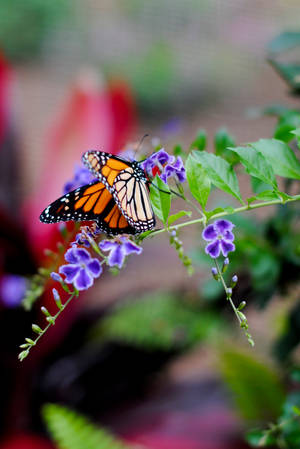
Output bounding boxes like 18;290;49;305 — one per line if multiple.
40;151;155;235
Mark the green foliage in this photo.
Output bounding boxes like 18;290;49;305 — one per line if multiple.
190;128;207;151
251;139;300;180
150;175;171;224
229;146;278;190
89;292;221;351
43;404;129;449
246;391;300;448
191;150;243;204
220;347;285;422
268;31;300;53
168;210;192;226
274;111;300;143
0;0;69;61
185;153;211;209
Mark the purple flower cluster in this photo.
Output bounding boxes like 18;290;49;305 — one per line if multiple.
59;247;102;290
63;165;97;194
202;219;235;258
142;149;186;184
99;237;142;269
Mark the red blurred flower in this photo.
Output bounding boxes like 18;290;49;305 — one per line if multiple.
0;434;55;449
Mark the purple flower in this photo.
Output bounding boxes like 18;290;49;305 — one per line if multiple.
59;247;102;291
63;165;97;194
160;156;186;184
99;237;142;269
0;274;27;307
202;219;235;258
142;149;186;184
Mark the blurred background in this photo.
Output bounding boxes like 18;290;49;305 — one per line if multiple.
1;1;300;448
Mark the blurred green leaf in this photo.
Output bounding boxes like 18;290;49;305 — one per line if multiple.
250;176;271;194
268;32;300;53
274;111;300;142
268;59;300;93
191;151;243;203
291;128;300;148
186;154;211;209
229;146;278;190
89;292;220;350
190;129;207;151
43;404;129;449
150;175;171;224
251;139;300;180
220;347;285;421
246;429;276;447
214;127;235;155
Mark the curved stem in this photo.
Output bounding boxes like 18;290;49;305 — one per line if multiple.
148;193;300;237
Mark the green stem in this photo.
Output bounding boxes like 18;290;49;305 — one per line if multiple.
214;260;242;326
149;194;300;237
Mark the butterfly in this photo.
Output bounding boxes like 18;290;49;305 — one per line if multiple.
40;151;156;235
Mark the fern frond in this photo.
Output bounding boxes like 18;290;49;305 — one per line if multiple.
43;403;131;449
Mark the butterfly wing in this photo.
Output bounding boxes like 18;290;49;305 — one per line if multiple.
82;151;155;233
40;181;138;235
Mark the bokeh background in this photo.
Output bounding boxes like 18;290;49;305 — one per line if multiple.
1;1;300;448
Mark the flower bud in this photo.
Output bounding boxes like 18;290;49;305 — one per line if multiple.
52;288;62;309
231;275;238;288
41;306;51;317
51;272;62;282
222;258;229;273
226;287;232;297
211;267;219;280
32;324;43;334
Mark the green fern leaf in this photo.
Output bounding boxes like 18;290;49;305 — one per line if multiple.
43;403;131;449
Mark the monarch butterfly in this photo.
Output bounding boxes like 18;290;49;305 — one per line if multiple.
40;151;155;235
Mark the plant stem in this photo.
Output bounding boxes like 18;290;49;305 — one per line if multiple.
149;193;300;237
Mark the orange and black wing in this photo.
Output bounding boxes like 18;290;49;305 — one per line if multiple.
39;181;138;235
82;151;155;233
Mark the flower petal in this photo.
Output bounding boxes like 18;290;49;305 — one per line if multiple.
214;219;234;235
74;268;93;291
220;239;235;257
107;245;125;269
223;230;235;242
202;224;218;241
99;240;117;252
64;248;79;263
74;247;91;262
205;239;221;258
121;239;143;256
59;264;80;283
87;259;102;278
156;149;175;165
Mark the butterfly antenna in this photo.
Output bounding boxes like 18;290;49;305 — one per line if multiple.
134;133;149;157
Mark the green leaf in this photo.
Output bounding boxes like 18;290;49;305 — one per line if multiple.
205;206;235;220
274;111;300;142
214;127;235;155
251;138;300;180
219;347;285;421
185;154;211;208
190;128;207;151
268;31;300;53
168;210;192;226
247;190;279;205
268;59;300;93
150;175;171;224
229;146;278;189
250;176;271;194
191;151;243;203
43;404;129;449
291;128;300;148
246;429;276;447
173;144;185;157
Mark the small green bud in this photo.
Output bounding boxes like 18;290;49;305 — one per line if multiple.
238;301;246;311
46;316;55;325
18;350;29;361
32;324;43;334
25;338;35;345
19;343;30;349
41;306;51;317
